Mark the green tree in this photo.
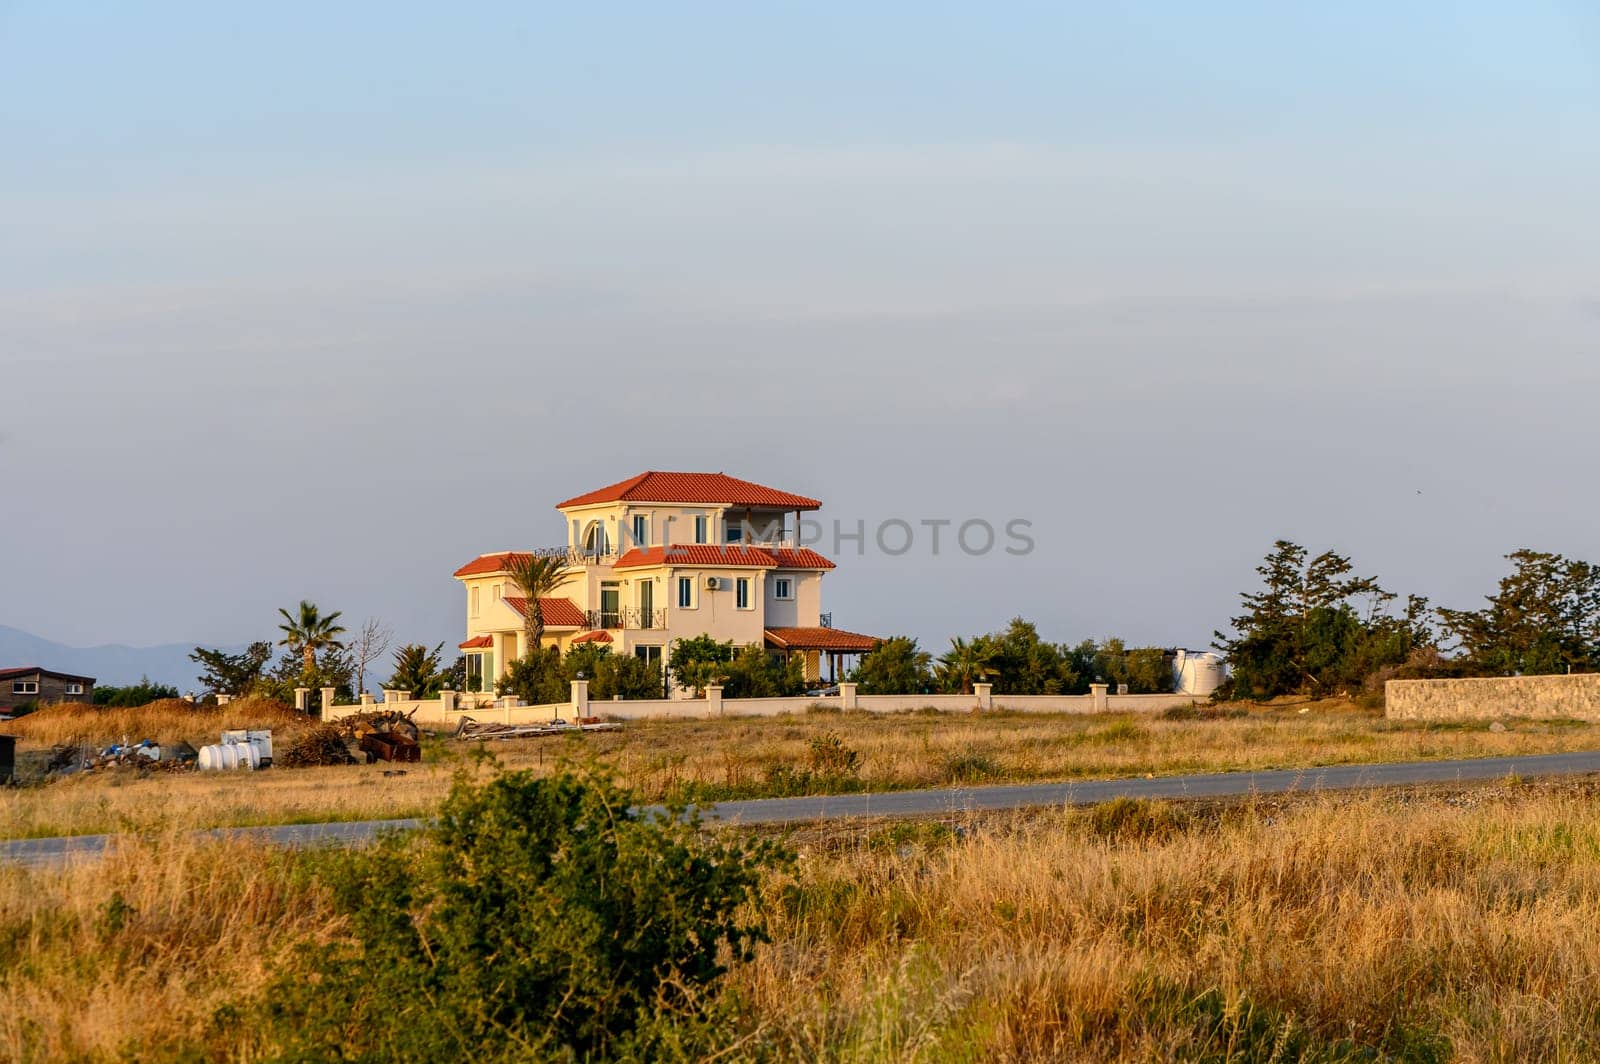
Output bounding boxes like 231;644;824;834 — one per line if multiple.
723;643;805;698
276;601;346;677
93;677;182;707
562;643;664;701
1438;549;1600;676
937;636;999;694
261;766;785;1061
1217;540;1432;700
669;634;735;696
263;645;356;708
505;553;572;652
989;618;1070;695
189;641;274;696
386;642;447;699
852;635;934;694
497;646;568;705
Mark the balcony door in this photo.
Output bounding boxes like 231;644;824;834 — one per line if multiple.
600;581;620;628
637;580;654;629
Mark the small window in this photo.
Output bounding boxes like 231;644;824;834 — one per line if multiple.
470;586;480;617
491;584;502;602
677;576;694;609
736;577;751;609
725;521;744;543
693;515;707;544
773;578;793;600
11;680;38;695
65;683;84;695
631;514;648;547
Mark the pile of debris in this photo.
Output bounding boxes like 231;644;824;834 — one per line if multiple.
328;709;423;764
455;716;622;742
41;739;200;776
278;725;360;768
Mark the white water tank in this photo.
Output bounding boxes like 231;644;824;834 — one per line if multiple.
1173;650;1226;697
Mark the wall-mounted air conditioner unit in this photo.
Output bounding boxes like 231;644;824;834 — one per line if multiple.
705;576;723;590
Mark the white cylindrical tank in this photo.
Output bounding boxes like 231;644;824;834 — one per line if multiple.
1173;650;1227;697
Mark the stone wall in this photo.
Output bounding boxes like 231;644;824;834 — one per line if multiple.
1385;672;1600;722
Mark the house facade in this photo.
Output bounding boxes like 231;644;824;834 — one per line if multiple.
453;472;879;696
0;666;95;712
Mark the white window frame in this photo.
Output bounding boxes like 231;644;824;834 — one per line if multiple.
677;576;696;609
735;577;752;610
491;583;502;602
724;519;744;544
773;577;793;601
65;683;84;695
631;513;649;548
470;586;481;617
693;515;708;544
11;680;38;695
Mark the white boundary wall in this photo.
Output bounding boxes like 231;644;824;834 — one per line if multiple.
323;681;1205;729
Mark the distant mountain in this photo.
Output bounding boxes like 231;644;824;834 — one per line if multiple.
0;625;239;691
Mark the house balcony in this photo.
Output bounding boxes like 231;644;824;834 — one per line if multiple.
585;607;669;631
527;545;618;568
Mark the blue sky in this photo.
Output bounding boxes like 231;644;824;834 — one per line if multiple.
2;3;1598;672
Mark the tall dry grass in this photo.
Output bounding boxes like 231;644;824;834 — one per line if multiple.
741;782;1600;1061
3;696;314;751
6;778;1600;1060
4;702;1598;840
0;831;343;1062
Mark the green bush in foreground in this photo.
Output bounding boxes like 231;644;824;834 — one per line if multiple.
261;765;787;1062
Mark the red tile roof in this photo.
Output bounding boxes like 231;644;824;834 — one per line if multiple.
557;472;821;511
571;630;613;644
614;545;836;570
453;551;532;578
458;636;494;650
764;627;881;652
614;545;775;569
767;547;836;570
502;596;586;628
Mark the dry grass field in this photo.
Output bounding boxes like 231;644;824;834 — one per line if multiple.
6;777;1600;1060
3;697;1598;839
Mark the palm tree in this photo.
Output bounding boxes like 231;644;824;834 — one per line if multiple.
938;636;999;695
387;642;445;699
277;600;347;676
505;554;571;654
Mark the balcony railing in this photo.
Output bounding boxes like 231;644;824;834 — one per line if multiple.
585;607;668;631
529;545;617;568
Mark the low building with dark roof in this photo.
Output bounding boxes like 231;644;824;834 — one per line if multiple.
0;666;95;712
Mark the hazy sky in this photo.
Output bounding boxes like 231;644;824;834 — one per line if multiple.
3;2;1598;659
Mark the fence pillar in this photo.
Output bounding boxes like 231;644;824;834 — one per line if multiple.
973;682;993;711
839;682;858;710
383;689;404;705
293;687;310;713
440;689;458;713
706;685;724;716
216;693;232;706
319;687;336;719
1090;683;1109;712
570;679;590;719
360;692;375;707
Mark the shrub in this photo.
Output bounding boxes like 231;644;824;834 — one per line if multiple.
260;765;786;1062
1082;798;1193;842
940;753;1001;784
1089;719;1149;744
1161;703;1248;722
808;732;861;776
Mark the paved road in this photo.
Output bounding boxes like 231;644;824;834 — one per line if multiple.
7;749;1600;868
